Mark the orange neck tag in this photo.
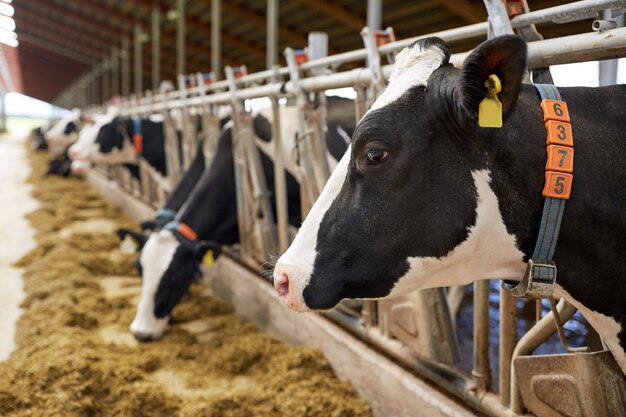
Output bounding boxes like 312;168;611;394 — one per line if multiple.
133;133;143;154
177;223;197;241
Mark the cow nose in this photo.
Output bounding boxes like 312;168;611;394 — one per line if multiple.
68;148;78;160
131;331;155;342
274;273;290;299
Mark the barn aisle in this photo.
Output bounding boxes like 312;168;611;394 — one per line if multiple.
0;133;37;361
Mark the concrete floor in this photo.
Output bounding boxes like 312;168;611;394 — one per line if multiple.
0;133;38;361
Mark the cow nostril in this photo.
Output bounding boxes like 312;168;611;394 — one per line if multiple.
274;273;290;297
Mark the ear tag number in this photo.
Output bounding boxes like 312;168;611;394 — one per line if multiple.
202;249;214;266
478;74;503;128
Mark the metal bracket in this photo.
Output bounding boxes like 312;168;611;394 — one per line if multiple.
360;26;394;107
502;259;557;299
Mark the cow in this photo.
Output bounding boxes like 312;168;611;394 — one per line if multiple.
130;104;353;340
44;108;82;153
272;35;626;374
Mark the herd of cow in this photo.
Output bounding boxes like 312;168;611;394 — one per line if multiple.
32;36;625;377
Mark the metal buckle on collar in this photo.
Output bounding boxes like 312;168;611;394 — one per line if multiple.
502;259;557;299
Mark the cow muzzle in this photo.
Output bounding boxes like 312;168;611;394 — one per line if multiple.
272;264;310;312
129;315;168;342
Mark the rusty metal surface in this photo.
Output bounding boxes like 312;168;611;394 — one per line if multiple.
515;351;626;417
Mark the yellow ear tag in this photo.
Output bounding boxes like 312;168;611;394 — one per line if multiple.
202;249;214;266
478;74;503;128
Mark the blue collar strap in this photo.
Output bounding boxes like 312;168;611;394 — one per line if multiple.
156;208;177;219
502;83;574;298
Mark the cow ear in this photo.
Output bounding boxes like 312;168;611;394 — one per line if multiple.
139;220;157;231
195;241;222;263
455;35;527;126
116;228;149;250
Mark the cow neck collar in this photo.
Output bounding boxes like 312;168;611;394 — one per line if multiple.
132;117;143;155
501;83;574;299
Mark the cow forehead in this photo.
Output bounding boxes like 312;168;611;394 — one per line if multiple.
366;43;447;116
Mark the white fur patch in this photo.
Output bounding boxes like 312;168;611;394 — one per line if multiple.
129;230;179;339
555;286;626;375
68;111;117;160
366;43;447;115
390;170;527;295
44;108;81;141
273;146;352;311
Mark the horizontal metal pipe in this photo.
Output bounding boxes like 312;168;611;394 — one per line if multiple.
118;26;626;116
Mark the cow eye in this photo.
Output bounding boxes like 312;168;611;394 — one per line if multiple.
366;148;389;164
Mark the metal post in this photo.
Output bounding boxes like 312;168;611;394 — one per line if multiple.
152;6;161;91
177;0;186;76
499;287;517;406
211;0;221;80
267;0;279;69
472;280;491;391
367;0;383;31
0;93;6;133
111;47;119;97
134;24;143;95
271;96;289;253
122;35;130;97
599;11;624;86
102;61;110;103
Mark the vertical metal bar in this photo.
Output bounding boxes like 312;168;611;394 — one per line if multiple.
177;0;186;76
499;287;517;406
102;61;110;103
111;47;119;97
472;280;491;391
134;24;143;95
599;11;624;86
267;0;279;69
367;0;383;30
211;0;221;80
271;96;289;253
483;0;514;37
0;93;6;132
152;6;161;91
122;36;130;97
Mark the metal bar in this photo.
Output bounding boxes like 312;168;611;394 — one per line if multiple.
120;26;626;115
122;35;130;97
134;24;143;95
472;280;491;391
177;0;186;76
152;6;161;91
102;61;110;103
267;0;279;69
111;47;119;97
367;0;383;30
271;96;289;253
483;0;514;37
211;0;221;80
511;0;626;26
498;287;517;406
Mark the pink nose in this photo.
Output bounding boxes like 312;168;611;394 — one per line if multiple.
274;274;290;299
68;149;78;160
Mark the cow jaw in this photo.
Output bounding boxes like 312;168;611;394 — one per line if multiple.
388;170;526;296
130;230;178;340
273;146;352;312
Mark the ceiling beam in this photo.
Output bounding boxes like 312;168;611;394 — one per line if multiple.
20;0;123;42
15;11;113;52
296;0;365;32
435;0;487;24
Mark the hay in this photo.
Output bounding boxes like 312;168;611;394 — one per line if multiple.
0;149;372;417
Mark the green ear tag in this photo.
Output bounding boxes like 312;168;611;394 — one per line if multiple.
478;74;503;128
202;249;214;266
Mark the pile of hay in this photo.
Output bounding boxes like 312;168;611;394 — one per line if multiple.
0;150;372;417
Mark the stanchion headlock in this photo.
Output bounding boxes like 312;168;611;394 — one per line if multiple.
502;259;557;298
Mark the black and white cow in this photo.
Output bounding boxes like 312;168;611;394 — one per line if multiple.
273;36;626;374
130;105;353;340
44;108;82;153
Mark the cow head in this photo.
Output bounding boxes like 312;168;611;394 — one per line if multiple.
129;229;218;341
273;35;528;311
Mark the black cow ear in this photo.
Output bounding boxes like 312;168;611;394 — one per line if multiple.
116;228;149;250
455;35;527;126
139;220;157;231
195;241;222;263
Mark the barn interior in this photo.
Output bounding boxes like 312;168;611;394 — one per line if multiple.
0;1;625;417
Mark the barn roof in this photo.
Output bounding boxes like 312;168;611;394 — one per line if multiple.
8;0;597;105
